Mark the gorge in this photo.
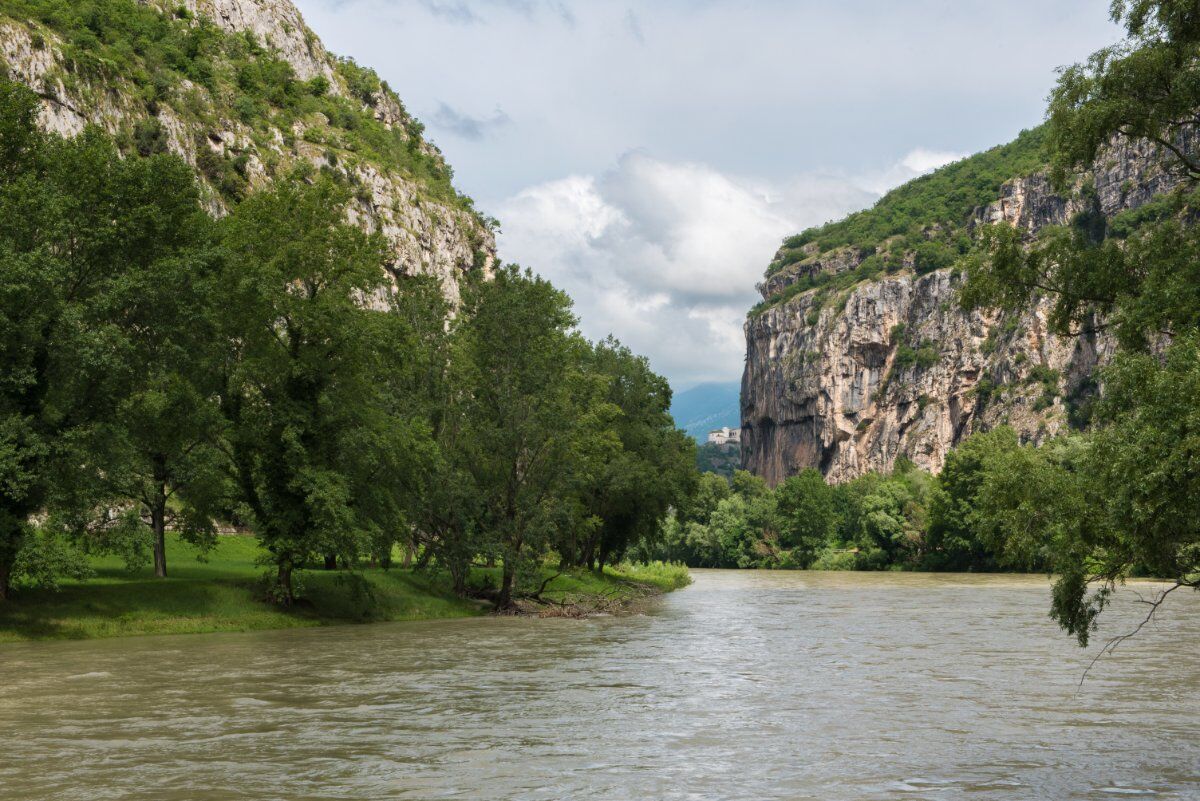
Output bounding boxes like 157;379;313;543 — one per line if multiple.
741;129;1192;485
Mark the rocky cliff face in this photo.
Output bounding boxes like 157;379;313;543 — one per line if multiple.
0;0;493;303
742;137;1186;485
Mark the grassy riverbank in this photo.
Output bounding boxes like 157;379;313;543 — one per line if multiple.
0;535;691;644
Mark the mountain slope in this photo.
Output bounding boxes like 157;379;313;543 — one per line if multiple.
742;132;1188;485
0;0;493;301
670;382;741;443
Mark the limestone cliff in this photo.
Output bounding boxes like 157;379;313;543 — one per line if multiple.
742;135;1187;485
0;0;494;302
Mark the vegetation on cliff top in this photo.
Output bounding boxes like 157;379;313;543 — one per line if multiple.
752;126;1047;314
0;0;471;209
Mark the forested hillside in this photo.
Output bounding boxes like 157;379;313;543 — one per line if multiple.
0;0;697;615
0;0;494;301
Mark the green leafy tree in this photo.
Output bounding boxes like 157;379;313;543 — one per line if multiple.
707;495;759;568
0;82;219;596
218;177;412;604
855;467;932;568
961;0;1200;639
453;266;602;608
65;149;228;578
774;468;836;567
678;472;732;527
926;427;1021;571
1052;337;1200;644
573;337;696;572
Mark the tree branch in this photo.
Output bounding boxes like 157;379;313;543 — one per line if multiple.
1078;579;1192;686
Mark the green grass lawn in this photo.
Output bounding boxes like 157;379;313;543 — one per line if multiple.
0;535;690;643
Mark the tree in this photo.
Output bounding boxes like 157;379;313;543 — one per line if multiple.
218;176;413;604
396;277;482;594
0;81;219;596
707;495;758;568
452;266;600;608
1045;0;1200;187
1051;337;1200;644
855;466;932;568
65;146;228;578
678;472;732;528
960;0;1200;639
774;468;835;567
571;337;696;572
926;427;1021;571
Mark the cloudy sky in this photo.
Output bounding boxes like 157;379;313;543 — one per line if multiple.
293;0;1120;389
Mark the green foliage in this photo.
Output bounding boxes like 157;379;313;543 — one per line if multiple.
751;251;887;316
218;177;419;604
694;441;739;479
778;126;1046;257
894;341;939;372
0;0;466;207
925;428;1021;571
958;1;1200;644
0;81;226;595
761;128;1046;301
563;336;695;572
774;468;836;566
1045;0;1200;188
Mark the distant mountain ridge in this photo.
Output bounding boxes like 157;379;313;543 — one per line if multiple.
670;382;741;443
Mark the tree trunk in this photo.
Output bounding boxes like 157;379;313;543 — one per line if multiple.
151;491;168;579
323;553;337;570
0;516;29;601
276;559;295;606
450;561;467;597
497;558;516;609
150;459;169;578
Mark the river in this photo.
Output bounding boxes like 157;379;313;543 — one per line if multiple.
1;570;1198;800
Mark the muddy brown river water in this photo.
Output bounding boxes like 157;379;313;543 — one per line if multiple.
1;570;1198;800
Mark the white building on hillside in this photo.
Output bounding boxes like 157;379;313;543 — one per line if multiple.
707;426;741;446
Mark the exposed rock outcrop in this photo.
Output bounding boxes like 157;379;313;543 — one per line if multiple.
0;0;493;303
742;138;1189;485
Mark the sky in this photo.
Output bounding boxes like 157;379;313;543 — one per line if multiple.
293;0;1121;390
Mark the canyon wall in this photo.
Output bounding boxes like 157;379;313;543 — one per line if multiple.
742;137;1185;485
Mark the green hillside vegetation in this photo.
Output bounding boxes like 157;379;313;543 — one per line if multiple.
0;0;469;208
753;127;1048;314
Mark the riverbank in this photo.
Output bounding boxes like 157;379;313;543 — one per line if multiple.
0;535;691;644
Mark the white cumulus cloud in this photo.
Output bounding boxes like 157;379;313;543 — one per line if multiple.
497;149;953;387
